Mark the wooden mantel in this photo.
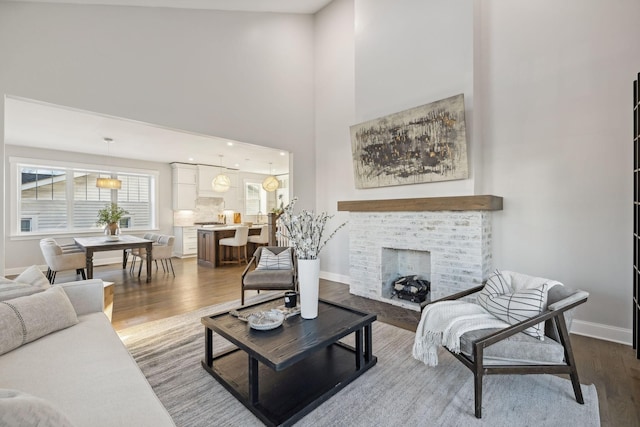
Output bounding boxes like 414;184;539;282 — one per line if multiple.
337;195;503;212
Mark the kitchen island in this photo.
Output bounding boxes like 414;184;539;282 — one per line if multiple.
197;225;264;268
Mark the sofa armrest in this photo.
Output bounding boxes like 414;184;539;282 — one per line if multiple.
58;279;104;316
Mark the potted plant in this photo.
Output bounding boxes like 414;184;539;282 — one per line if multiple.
96;203;129;235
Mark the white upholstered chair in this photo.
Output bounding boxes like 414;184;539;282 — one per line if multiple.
219;226;249;265
133;235;175;277
247;225;269;247
39;238;86;284
127;233;160;272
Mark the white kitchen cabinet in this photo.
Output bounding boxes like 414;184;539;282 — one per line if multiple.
171;163;197;210
173;226;197;257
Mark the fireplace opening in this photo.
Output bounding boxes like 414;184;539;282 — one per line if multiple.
381;248;431;309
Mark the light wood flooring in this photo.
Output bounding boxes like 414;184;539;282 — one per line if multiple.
53;257;639;427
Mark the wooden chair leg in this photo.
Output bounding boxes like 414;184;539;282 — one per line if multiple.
556;315;584;404
168;259;175;277
474;345;484;418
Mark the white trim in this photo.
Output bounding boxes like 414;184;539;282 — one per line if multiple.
570;319;633;346
9;156;159;236
10;156;159;177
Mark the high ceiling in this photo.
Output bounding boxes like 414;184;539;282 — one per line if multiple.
0;0;334;14
2;0;331;175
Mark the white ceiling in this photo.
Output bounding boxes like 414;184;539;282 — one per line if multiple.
4;96;290;175
1;0;329;175
0;0;334;14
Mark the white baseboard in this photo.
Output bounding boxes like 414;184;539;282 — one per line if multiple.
318;270;632;346
570;319;633;346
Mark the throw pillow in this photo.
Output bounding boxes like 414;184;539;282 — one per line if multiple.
257;248;293;270
477;269;549;340
0;266;50;302
0;286;78;356
0;389;75;427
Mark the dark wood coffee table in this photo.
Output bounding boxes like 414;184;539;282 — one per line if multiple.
201;295;377;427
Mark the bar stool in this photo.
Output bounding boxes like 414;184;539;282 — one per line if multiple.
247;225;269;247
219;226;249;265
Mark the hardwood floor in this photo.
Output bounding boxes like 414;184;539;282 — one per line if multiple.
57;257;638;426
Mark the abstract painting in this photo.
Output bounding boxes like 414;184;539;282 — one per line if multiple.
350;94;468;189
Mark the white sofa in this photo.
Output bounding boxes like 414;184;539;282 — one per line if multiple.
0;277;175;426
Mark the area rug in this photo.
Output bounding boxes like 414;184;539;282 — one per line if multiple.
118;295;600;427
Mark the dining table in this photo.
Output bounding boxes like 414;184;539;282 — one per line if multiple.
73;235;154;282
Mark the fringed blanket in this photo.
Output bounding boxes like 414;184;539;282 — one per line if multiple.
412;301;510;366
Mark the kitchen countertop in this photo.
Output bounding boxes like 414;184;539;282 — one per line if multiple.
197;224;266;230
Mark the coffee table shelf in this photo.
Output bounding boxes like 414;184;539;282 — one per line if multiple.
201;296;377;427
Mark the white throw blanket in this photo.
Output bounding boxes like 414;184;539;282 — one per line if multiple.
412;300;510;366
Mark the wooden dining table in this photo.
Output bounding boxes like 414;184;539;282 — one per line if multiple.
73;235;154;282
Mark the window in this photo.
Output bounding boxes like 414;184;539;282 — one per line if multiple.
244;182;267;217
12;158;157;235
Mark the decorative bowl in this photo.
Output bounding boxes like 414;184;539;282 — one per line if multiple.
247;310;285;331
105;235;120;242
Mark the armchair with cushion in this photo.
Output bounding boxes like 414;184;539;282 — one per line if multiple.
240;246;297;305
414;270;589;418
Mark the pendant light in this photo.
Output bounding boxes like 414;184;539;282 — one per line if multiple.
212;154;231;193
96;137;122;190
262;162;279;192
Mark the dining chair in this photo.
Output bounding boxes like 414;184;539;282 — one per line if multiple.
127;233;160;272
39;239;86;284
219;226;250;265
135;235;176;277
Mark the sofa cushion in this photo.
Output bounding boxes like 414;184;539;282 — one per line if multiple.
477;270;549;340
0;389;75;427
257;248;293;270
0;266;50;302
0;286;78;356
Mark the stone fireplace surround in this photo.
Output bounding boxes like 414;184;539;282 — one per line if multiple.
337;196;503;311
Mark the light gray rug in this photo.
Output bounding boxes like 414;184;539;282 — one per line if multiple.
118;295;600;427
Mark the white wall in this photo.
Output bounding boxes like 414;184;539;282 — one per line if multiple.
0;2;316;272
314;0;355;282
315;0;640;342
476;0;640;341
315;0;475;279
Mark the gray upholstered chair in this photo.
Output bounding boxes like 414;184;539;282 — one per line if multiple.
39;238;86;284
240;246;297;305
431;274;589;418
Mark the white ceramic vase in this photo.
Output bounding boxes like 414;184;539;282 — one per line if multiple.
298;258;320;319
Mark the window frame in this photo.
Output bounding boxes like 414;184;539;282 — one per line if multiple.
243;179;267;218
9;156;159;238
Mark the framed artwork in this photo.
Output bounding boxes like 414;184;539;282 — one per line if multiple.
350;94;469;189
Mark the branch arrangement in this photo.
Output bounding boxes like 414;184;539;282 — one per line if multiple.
277;197;347;260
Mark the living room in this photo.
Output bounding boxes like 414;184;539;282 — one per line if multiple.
0;0;638;425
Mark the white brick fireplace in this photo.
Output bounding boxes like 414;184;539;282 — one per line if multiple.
337;196;503;311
